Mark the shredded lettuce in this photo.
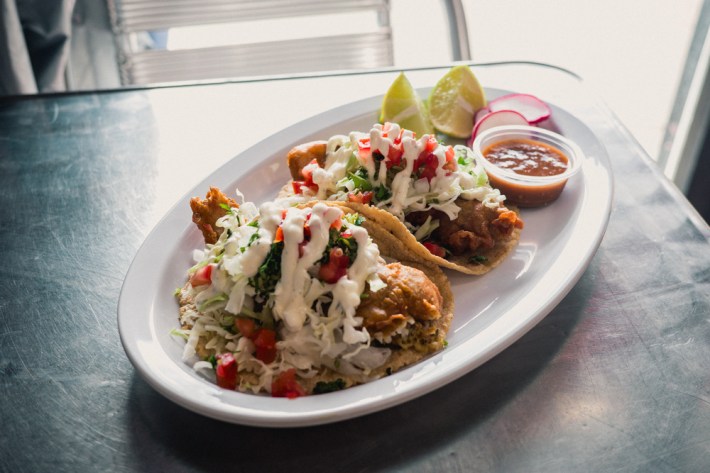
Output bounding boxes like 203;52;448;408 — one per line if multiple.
413;216;440;241
197;293;228;312
169;328;189;340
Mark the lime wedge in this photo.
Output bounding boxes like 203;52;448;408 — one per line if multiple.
380;72;434;136
428;65;487;138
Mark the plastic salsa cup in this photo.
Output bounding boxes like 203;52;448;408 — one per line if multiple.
471;125;583;207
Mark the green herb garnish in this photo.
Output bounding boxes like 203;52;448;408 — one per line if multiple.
313;379;346;394
197;293;228;311
320;227;359;264
348;172;373;191
249;242;284;300
469;255;488;265
169;328;189;340
343;213;365;226
374;184;392;202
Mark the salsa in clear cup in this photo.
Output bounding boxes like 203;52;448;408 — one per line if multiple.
472;126;582;207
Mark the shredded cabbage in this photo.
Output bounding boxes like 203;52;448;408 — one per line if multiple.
174;196;389;394
290;124;506;234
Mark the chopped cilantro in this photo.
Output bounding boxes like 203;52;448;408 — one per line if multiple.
354;167;369;180
374;184;392;202
469;255;488;265
219;203;239;222
320;228;359;264
348;172;373;191
247;231;260;247
313;379;346;394
208;355;217;368
249;242;284;300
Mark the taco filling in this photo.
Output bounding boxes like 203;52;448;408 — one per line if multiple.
284;123;524;274
174;188;452;397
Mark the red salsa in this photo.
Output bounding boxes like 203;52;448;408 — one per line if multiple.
483;138;569;176
482;138;572;207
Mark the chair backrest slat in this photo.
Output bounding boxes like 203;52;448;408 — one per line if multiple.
108;0;393;85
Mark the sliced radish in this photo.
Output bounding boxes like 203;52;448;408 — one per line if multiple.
535;117;561;134
474;106;490;125
487;93;551;124
468;110;529;146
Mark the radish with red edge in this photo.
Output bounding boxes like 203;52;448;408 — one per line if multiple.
468;110;529;146
474;106;490;126
487;93;551;124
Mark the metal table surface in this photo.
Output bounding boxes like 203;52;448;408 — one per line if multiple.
1;62;708;472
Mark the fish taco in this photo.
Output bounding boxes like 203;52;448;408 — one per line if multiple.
174;187;453;397
282;123;524;275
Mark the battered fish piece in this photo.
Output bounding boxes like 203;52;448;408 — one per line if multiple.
189;187;239;244
407;199;523;256
287;140;327;180
359;262;446;353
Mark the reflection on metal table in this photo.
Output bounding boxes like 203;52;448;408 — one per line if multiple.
1;62;708;472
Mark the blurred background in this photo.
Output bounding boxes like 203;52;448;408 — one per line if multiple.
2;0;708;220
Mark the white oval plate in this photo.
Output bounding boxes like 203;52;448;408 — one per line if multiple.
118;89;613;427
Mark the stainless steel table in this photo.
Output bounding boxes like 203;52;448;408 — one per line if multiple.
1;62;708;472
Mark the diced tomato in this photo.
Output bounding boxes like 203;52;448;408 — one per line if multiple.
330;218;343;230
423;241;446;258
301;159;318;182
357;137;371;160
273;226;284;243
386;144;403;168
292;160;320;194
215;353;238;390
189;264;213;287
395;127;405;143
424;135;438;152
297;224;312;257
414;151;439;182
271;369;306;399
293;181;318;195
291;180;308;194
444;146;457;172
253;328;277;364
347;191;373;204
318;247;350;283
235;317;257;339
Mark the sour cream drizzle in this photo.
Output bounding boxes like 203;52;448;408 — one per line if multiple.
189;198;387;378
307;123;506;235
